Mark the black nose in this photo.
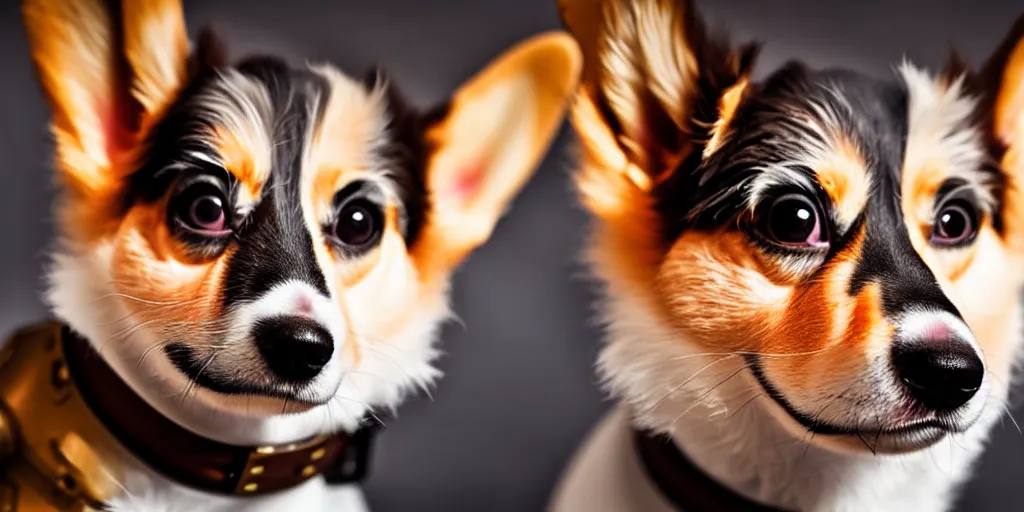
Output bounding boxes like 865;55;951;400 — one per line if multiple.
892;337;983;413
254;316;334;383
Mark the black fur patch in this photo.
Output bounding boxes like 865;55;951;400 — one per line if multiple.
219;57;333;304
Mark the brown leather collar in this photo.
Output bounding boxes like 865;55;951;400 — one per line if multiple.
633;429;792;512
61;325;377;496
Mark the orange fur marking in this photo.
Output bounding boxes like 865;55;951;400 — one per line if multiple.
656;232;788;352
994;35;1024;248
994;36;1024;146
214;126;265;202
703;78;749;158
815;136;870;228
111;202;230;336
653;223;892;395
311;167;345;222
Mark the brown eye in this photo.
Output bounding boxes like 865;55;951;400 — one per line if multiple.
331;199;382;248
763;194;828;248
188;195;226;232
931;200;978;246
172;181;231;237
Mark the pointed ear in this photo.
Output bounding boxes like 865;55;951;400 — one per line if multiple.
987;14;1024;157
415;32;581;270
23;0;190;198
558;0;757;194
981;13;1024;243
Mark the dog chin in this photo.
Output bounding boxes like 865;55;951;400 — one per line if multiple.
139;354;343;418
817;426;949;455
188;385;334;416
761;392;979;456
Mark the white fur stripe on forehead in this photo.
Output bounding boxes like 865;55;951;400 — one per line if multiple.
190;70;275;188
304;64;398;223
899;62;995;213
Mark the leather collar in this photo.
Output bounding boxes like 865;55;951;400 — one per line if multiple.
633;429;791;512
61;324;377;496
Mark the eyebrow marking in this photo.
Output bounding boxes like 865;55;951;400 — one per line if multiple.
188;150;222;167
898;62;993;229
814;134;871;230
191;70;275;199
304;64;397;226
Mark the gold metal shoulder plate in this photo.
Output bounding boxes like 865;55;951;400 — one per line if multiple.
0;322;125;511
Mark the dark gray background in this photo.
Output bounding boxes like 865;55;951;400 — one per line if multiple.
1;1;1022;510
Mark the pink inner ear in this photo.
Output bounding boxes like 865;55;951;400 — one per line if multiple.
450;160;486;203
98;83;143;162
98;104;132;160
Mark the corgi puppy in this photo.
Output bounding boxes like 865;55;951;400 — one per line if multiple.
550;0;1024;511
17;0;581;510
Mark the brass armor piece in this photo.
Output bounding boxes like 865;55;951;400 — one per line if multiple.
0;321;127;511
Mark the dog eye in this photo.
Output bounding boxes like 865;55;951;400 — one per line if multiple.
931;200;978;246
762;194;827;248
172;181;231;237
331;199;382;248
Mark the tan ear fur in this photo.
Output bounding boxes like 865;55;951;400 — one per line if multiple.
413;32;582;275
558;0;756;189
984;13;1024;246
123;0;191;125
23;0;190;199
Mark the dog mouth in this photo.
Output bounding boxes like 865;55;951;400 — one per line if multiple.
164;342;330;406
745;356;969;451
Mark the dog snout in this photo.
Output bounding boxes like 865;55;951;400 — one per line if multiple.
891;316;983;413
254;316;334;383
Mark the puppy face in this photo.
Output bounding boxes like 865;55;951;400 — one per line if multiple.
25;0;580;429
562;0;1024;454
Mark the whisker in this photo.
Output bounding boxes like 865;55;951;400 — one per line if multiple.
647;354;738;414
669;364;751;429
137;341;171;368
91;293;203;307
723;390;764;421
358;344;416;382
179;352;217;406
984;370;1022;436
669;344;838;364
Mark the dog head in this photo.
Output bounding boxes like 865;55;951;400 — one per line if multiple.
561;0;1024;455
24;0;580;441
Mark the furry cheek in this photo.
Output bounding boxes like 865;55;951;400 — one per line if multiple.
928;227;1024;383
655;231;791;353
332;225;425;360
655;230;893;401
108;203;229;339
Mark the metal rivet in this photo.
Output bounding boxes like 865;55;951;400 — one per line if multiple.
51;361;71;389
250;466;264;475
300;465;316;477
58;475;75;492
256;446;274;455
0;409;15;459
243;483;259;492
310;448;326;461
